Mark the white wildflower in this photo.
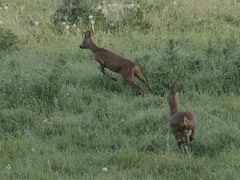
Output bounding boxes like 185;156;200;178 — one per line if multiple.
102;167;108;172
4;5;8;10
89;15;93;19
43;119;48;122
110;22;114;26
62;22;66;25
135;3;141;8
72;24;76;28
20;6;24;10
65;25;70;30
102;7;108;15
77;28;80;31
34;21;39;26
6;164;11;170
126;3;135;9
90;20;95;25
173;1;177;5
96;4;102;10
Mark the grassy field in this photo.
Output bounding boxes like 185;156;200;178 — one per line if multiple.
1;0;240;179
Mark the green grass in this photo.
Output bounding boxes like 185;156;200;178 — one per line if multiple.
0;0;240;179
0;91;240;179
0;36;240;179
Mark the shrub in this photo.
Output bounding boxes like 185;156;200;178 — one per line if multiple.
0;108;38;136
52;0;105;27
0;27;19;52
52;0;151;33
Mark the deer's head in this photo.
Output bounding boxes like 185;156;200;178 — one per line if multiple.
167;82;180;104
79;31;92;49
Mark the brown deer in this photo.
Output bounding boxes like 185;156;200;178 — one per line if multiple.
167;86;197;154
79;31;152;95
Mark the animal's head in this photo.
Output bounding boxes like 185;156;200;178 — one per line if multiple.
167;82;180;103
79;31;92;49
168;88;178;99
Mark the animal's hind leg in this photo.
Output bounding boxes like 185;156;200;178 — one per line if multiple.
125;79;143;95
134;68;153;93
122;69;143;95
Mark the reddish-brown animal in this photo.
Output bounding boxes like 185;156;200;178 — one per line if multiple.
167;87;197;150
79;31;152;94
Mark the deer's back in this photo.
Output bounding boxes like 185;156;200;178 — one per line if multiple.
170;112;197;132
94;48;136;72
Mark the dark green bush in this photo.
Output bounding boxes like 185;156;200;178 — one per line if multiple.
53;0;151;33
53;0;105;27
122;7;151;33
0;108;38;136
0;27;19;52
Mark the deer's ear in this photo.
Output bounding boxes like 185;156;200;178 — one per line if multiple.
169;81;182;93
169;81;177;93
85;31;91;38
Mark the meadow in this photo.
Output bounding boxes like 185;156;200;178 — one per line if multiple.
0;0;240;179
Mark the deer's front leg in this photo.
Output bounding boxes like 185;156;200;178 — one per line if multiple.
100;65;117;81
190;128;195;141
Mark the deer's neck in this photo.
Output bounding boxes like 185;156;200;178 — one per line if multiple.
88;40;99;53
168;94;179;116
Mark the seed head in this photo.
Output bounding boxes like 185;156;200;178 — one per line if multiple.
34;21;39;26
6;164;11;170
65;25;70;30
96;5;102;10
102;167;108;172
4;5;8;10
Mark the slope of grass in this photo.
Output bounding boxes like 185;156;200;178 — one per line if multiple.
0;36;240;179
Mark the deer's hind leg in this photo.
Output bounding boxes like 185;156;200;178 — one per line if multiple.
122;67;143;95
134;67;153;93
